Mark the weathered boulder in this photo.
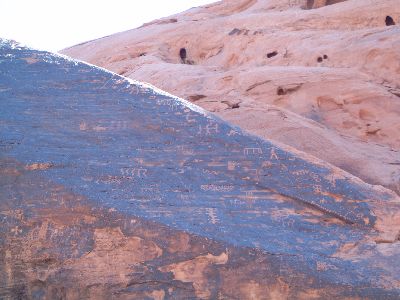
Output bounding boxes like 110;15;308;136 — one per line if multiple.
1;40;400;299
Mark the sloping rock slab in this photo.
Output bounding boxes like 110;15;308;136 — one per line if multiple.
0;40;399;299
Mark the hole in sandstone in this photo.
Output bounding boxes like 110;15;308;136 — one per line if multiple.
179;48;195;65
139;53;146;57
229;28;241;36
179;48;187;63
277;87;286;96
386;16;396;26
232;103;240;109
267;51;278;58
317;57;323;63
323;54;328;59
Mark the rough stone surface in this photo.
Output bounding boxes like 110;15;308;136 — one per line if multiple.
1;39;400;299
62;0;400;196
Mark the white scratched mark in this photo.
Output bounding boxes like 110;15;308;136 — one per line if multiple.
244;147;263;155
245;191;255;200
270;148;279;160
10;226;22;236
156;98;179;111
228;161;238;171
227;129;240;136
121;168;148;177
198;122;219;135
206;208;219;224
201;184;234;192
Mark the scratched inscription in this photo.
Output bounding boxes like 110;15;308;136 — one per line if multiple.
121;167;148;177
201;184;234;192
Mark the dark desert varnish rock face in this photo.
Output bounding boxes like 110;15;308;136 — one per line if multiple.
0;40;400;299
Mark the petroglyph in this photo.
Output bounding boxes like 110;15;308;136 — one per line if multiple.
198;122;219;135
203;169;220;176
25;162;53;171
10;226;22;236
227;129;240;136
260;161;272;169
79;120;130;131
178;145;195;155
109;120;130;130
206;208;219;224
79;122;89;131
270;148;279;160
141;185;160;193
121;168;148;177
228;161;238;171
243;167;260;180
180;193;194;201
185;114;197;123
201;184;234;192
282;217;295;229
244;147;263;155
245;191;256;200
156;98;179;111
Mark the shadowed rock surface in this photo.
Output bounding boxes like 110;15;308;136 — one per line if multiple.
62;0;400;196
1;40;400;299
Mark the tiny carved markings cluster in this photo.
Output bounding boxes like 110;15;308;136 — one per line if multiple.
0;159;395;300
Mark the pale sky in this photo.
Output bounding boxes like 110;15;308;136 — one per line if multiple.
0;0;215;52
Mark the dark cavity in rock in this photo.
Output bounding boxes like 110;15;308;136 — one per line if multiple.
385;16;396;26
277;87;286;96
179;48;187;63
229;28;241;36
232;103;240;109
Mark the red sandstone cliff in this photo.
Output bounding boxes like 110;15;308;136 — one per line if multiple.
62;0;400;195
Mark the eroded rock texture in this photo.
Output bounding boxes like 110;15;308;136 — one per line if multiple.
306;0;347;9
62;0;400;196
1;40;400;299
